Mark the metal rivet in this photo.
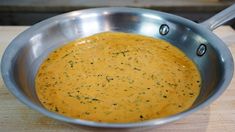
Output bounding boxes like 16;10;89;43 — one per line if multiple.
159;24;169;35
197;44;207;56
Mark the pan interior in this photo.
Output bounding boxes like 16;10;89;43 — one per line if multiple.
11;10;224;119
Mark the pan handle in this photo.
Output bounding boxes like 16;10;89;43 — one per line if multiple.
200;4;235;31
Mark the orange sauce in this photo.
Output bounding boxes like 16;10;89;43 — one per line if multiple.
35;32;201;123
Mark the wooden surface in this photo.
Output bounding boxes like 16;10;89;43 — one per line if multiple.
0;26;235;131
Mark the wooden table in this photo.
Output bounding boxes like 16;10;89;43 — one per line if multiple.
0;26;235;131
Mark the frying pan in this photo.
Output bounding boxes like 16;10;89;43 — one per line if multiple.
1;4;235;128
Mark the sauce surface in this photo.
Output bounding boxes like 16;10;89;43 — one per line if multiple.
35;32;201;123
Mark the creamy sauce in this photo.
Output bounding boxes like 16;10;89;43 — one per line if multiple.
35;32;201;123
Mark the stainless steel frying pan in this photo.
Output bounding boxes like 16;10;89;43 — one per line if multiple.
1;4;235;128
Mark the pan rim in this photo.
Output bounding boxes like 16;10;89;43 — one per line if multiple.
1;7;234;128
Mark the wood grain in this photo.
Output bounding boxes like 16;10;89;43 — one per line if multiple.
0;26;235;132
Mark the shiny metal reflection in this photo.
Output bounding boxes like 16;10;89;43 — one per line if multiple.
197;44;207;56
1;7;234;128
159;24;170;35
